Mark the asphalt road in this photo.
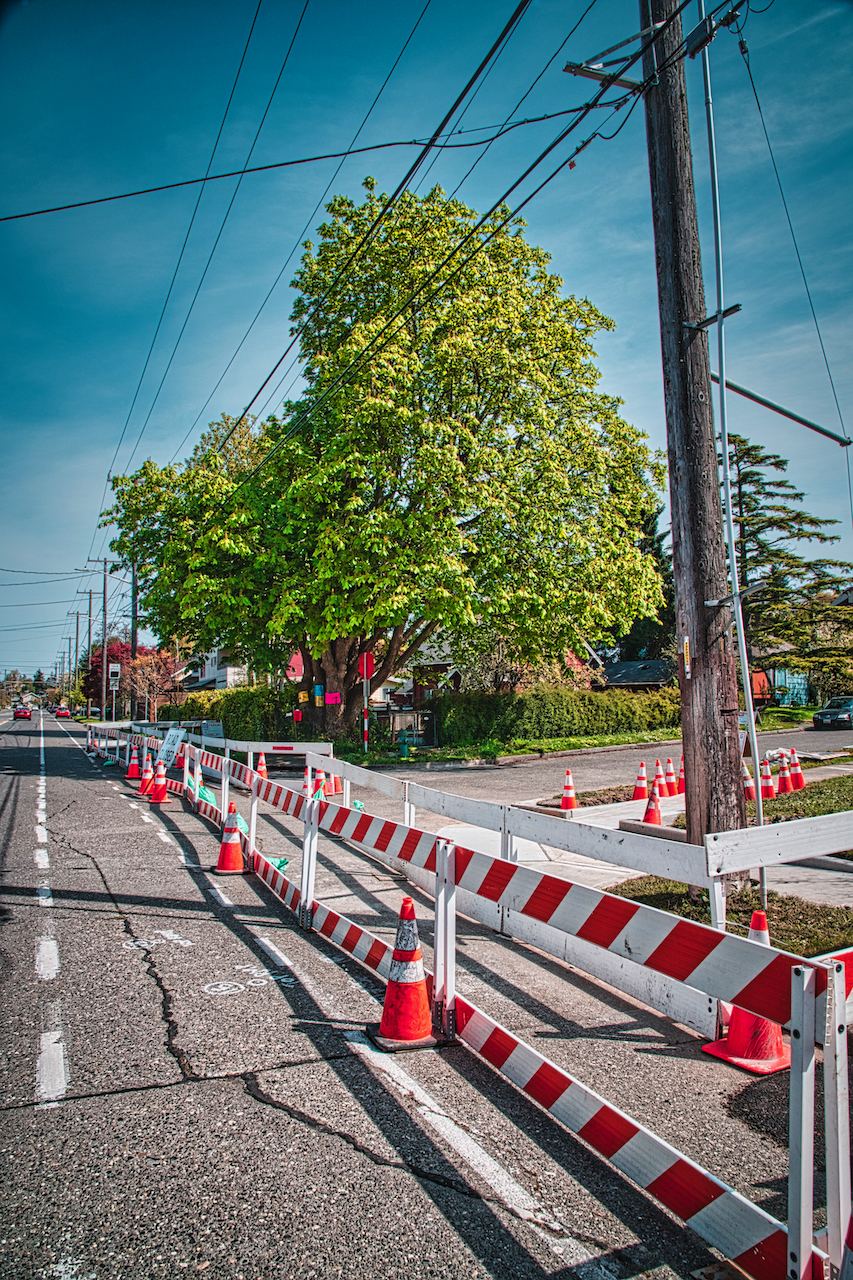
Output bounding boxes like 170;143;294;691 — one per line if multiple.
378;726;853;809
0;713;827;1279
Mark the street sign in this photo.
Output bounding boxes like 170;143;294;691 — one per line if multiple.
358;653;375;679
108;663;121;680
156;726;186;767
109;679;120;691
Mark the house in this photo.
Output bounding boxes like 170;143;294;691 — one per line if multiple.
182;649;249;691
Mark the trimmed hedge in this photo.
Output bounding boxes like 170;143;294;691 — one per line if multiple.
159;686;296;741
431;685;681;746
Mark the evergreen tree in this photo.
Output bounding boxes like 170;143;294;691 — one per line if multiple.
725;433;853;697
617;505;676;661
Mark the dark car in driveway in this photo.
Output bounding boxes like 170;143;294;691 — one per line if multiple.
813;697;853;729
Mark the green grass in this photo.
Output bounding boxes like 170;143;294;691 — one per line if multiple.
756;705;818;731
339;728;683;765
608;877;853;958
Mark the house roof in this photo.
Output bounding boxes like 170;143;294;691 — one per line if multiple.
602;660;672;688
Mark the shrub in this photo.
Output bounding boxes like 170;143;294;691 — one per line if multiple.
431;684;681;746
158;685;296;740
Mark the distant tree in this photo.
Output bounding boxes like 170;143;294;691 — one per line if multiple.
724;433;853;691
33;669;46;693
83;640;156;705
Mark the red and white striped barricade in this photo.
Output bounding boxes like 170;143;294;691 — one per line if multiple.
247;809;837;1280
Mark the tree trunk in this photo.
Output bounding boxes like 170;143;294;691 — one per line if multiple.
640;0;745;843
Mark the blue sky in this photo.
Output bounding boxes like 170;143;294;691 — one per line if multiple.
1;0;851;678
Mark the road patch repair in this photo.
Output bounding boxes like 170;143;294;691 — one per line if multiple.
69;724;853;1277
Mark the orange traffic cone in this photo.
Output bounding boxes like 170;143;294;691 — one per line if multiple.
789;749;806;791
677;756;685;794
175;748;185;772
212;803;245;875
632;761;648;801
126;746;141;780
702;911;791;1074
148;758;171;804
653;759;667;798
313;769;326;799
138;753;154;795
664;757;677;797
368;898;438;1051
256;753;268;781
333;772;342;795
777;754;793;794
643;784;662;825
760;759;776;801
302;765;310;795
742;761;756;802
560;768;578;811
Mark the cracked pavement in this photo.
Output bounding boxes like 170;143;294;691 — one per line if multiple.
0;713;804;1279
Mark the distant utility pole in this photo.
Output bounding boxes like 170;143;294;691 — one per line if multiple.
639;0;744;842
87;589;92;719
130;560;138;721
102;558;108;721
74;612;80;703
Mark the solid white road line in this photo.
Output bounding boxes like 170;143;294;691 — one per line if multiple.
36;935;60;981
35;1001;68;1108
252;934;595;1265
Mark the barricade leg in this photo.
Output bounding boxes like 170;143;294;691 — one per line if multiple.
221;747;230;821
299;797;319;930
124;734;131;768
342;777;351;809
433;840;457;1039
403;780;415;829
500;808;516;862
824;962;851;1271
709;875;727;931
248;775;259;865
194;748;201;814
182;748;190;798
789;965;816;1280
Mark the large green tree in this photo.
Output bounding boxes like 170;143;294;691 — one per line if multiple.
107;182;665;736
725;433;853;694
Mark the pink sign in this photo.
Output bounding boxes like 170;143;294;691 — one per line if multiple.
325;692;341;705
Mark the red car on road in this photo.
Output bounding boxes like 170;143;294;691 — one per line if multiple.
55;707;71;718
13;705;32;719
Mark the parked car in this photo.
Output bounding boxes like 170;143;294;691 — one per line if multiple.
813;697;853;729
13;705;32;719
55;706;71;718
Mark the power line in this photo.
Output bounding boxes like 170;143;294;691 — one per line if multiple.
195;11;689;529
85;0;268;567
120;0;313;477
174;0;535;468
736;27;852;536
168;0;436;463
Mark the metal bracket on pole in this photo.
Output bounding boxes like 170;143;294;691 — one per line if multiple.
433;840;457;1041
823;962;851;1274
789;965;817;1280
299;795;319;931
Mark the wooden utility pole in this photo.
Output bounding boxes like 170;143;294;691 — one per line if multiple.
101;558;108;721
639;0;744;843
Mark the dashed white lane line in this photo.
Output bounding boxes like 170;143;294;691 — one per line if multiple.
206;885;233;909
36;883;54;908
36;935;60;981
34;848;50;870
140;814;154;824
252;935;594;1265
127;803;139;810
35;1002;68;1108
157;831;173;844
35;824;48;843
